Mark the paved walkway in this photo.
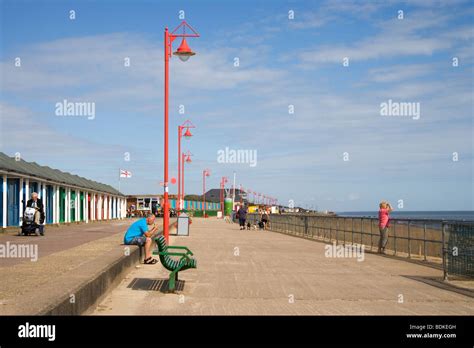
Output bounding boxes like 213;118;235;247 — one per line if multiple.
0;219;139;314
91;218;474;315
0;220;132;267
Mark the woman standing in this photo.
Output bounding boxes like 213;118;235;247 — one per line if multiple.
378;201;393;254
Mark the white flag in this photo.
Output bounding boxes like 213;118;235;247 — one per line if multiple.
120;170;132;178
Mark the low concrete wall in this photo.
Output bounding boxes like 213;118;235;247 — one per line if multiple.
39;245;141;315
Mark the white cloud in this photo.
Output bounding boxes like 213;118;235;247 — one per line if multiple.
296;8;470;65
0;102;131;183
367;64;435;82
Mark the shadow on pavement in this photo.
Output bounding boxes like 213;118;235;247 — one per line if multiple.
402;275;474;299
127;278;185;292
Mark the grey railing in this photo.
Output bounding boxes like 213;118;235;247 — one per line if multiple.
245;213;474;279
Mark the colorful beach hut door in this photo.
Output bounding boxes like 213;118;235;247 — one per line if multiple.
46;185;54;223
29;182;38;197
59;188;66;223
80;192;84;221
88;195;91;221
70;191;76;222
7;179;19;226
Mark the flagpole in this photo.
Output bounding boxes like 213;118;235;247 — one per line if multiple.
118;169;121;192
232;171;236;210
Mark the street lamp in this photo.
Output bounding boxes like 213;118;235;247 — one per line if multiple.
178;120;195;215
173;37;196;62
181;151;193;210
163;21;199;242
202;169;210;218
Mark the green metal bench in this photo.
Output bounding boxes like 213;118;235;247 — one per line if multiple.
153;235;197;292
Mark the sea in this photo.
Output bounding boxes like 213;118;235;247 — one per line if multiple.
336;211;474;222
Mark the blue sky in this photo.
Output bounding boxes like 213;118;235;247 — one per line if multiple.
0;0;473;211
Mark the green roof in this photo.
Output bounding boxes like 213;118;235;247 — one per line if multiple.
0;152;123;196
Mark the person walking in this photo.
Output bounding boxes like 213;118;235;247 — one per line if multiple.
261;208;269;230
378;201;393;254
238;205;248;230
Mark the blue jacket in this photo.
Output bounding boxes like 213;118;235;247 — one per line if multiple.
238;207;247;219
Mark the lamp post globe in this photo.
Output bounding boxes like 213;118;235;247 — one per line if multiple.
173;38;196;62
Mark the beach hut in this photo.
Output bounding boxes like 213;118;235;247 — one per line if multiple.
0;152;127;230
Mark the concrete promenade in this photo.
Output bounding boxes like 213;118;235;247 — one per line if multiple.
92;218;474;315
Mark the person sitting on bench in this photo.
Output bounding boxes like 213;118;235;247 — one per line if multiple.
124;213;160;264
26;192;44;226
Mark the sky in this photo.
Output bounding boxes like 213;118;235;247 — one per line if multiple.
0;0;473;212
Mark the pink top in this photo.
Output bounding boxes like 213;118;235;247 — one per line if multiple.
379;208;390;228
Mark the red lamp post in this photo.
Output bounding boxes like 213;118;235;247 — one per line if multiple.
178;120;195;214
202;169;210;218
163;21;199;242
181;151;193;210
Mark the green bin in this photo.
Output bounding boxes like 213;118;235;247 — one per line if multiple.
224;198;233;216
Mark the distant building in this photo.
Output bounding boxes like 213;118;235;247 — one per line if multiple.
126;194;220;213
204;188;248;204
0;152;126;229
126;194;162;213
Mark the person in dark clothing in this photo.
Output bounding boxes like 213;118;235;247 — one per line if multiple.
26;192;44;225
261;209;269;230
237;205;248;230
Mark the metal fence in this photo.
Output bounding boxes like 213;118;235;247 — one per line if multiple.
245;213;474;279
445;222;474;279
